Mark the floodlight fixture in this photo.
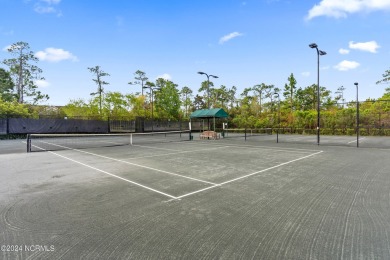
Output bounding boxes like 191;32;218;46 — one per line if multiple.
309;42;326;145
197;71;219;110
354;82;359;147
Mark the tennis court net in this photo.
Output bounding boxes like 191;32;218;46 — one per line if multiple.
223;128;272;140
27;130;192;152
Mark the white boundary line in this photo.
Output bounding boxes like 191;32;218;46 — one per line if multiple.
32;147;179;199
31;142;324;200
53;152;178;199
173;150;324;200
347;137;366;144
130;144;181;152
125;145;231;160
37;141;217;185
167;185;220;202
222;145;315;154
219;151;324;185
73;149;218;185
183;140;321;153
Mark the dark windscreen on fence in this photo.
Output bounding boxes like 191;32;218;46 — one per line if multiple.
4;117;192;135
8;118;108;134
0;119;7;135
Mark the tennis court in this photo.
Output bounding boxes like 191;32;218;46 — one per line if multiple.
223;128;390;149
1;133;390;259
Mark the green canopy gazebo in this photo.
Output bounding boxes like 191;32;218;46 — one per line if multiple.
189;108;229;132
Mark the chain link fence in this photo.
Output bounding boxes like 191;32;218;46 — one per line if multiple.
0;116;192;135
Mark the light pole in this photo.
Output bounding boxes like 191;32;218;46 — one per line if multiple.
274;93;280;143
354;82;359;147
198;72;218;109
309;43;327;145
143;85;160;132
198;71;218;131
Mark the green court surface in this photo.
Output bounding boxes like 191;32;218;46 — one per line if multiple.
1;136;390;259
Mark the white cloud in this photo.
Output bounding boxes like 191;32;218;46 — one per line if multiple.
2;45;12;51
35;79;50;88
35;48;78;62
301;71;310;77
349;41;380;53
334;60;360;71
34;6;55;13
306;0;390;20
339;48;350;54
34;0;62;15
219;32;243;44
156;73;172;81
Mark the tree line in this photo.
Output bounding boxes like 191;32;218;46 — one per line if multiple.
1;41;389;133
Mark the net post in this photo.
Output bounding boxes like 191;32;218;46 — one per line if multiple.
26;134;31;153
189;120;192;141
107;116;111;133
245;128;247;141
130;133;133;146
6;117;10;134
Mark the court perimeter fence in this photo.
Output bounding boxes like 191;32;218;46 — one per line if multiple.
272;100;390;148
0;116;208;137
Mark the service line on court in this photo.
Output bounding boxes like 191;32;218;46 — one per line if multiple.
36;141;217;185
347;137;366;144
173;150;324;200
31;142;324;201
125;145;231;160
131;144;183;152
184;140;321;154
47;150;179;200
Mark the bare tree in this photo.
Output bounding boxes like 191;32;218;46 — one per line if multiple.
88;65;110;115
129;70;148;95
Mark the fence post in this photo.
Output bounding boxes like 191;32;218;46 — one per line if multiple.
6;117;10;134
26;134;31;153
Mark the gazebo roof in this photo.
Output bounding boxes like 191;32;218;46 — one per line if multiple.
190;108;228;118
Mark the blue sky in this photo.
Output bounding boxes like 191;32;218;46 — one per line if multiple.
1;0;389;105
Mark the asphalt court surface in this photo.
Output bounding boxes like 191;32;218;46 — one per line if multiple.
40;141;322;200
224;132;390;148
1;136;390;259
276;134;390;148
